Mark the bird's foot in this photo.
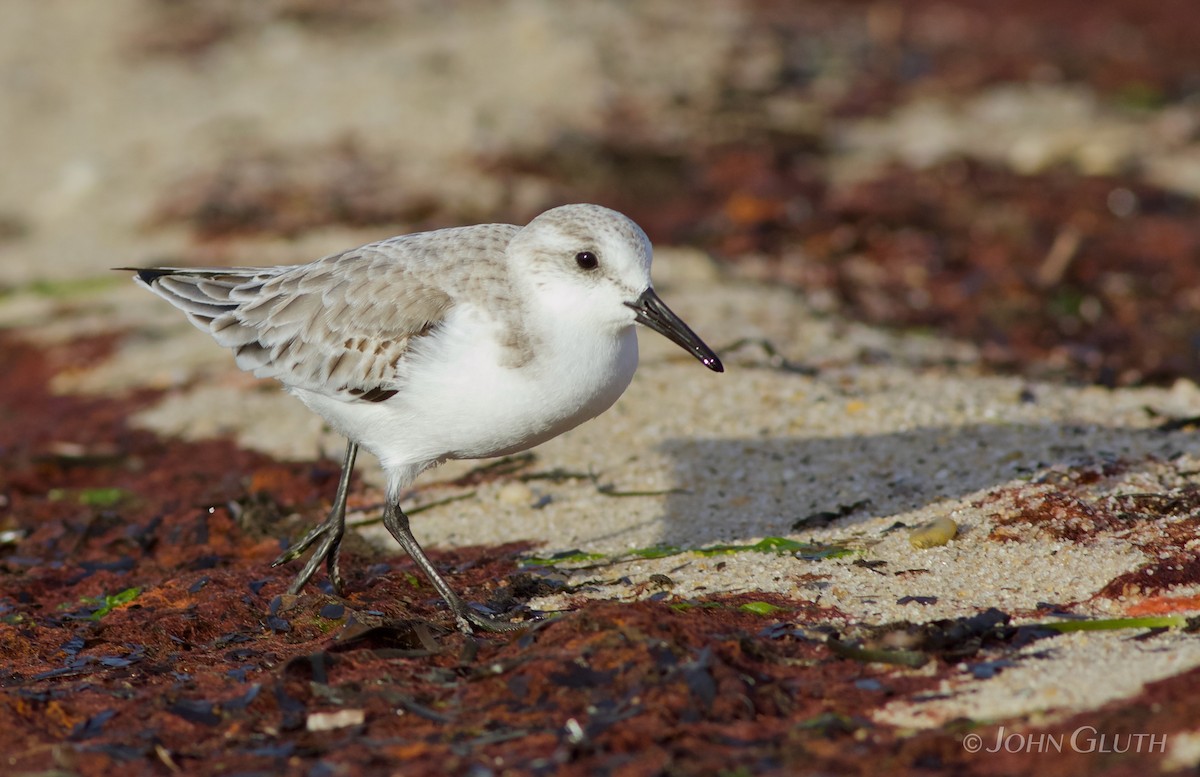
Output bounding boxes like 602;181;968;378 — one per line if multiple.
451;602;527;634
380;499;528;634
272;513;345;596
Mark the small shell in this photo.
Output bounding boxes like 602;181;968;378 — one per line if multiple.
909;516;958;549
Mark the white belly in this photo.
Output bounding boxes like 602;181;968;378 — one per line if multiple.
292;307;639;484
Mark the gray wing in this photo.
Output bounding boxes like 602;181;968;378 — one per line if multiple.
126;241;464;402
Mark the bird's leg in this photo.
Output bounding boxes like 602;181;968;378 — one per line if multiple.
381;500;523;633
272;441;358;595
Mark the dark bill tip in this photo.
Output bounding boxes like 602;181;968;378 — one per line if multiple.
625;288;724;373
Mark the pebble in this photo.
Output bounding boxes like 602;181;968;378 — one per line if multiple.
909;516;959;549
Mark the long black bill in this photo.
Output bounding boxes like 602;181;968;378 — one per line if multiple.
625;288;724;372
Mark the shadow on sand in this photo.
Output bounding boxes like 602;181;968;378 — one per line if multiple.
648;421;1200;547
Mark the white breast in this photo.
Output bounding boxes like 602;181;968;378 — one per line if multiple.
291;303;640;481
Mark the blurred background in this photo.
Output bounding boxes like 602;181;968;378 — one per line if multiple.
3;0;1199;386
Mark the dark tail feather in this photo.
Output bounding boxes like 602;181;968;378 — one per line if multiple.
112;267;185;285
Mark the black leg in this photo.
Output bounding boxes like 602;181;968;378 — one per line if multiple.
272;441;358;595
381;501;522;633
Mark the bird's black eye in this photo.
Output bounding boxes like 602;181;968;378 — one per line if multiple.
575;251;599;270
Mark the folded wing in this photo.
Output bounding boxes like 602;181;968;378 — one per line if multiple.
128;244;453;402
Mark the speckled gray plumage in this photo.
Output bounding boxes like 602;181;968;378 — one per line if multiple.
136;222;523;399
537;205;648;252
513;204;651;283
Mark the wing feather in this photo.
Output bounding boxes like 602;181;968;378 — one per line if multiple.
125;242;461;401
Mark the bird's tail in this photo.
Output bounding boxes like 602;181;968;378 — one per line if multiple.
114;266;276;331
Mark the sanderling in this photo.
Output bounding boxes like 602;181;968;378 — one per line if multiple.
122;203;723;631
